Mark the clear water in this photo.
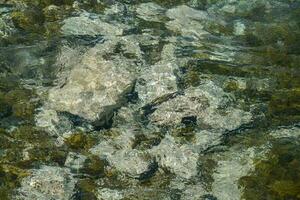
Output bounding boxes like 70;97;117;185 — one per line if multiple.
0;0;299;199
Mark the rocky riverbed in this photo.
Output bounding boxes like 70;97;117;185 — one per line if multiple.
0;0;300;199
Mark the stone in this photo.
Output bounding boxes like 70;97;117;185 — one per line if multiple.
150;135;199;179
61;13;123;36
136;62;178;105
15;166;76;200
105;149;152;178
64;152;87;172
270;126;300;139
166;5;210;38
90;128;152;177
97;188;123;200
47;41;137;125
211;146;268;200
0;14;15;38
149;80;252;132
136;2;166;22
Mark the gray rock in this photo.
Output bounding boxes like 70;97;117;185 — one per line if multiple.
166;5;209;38
90;128;152;177
15;166;76;200
64;152;87;172
0;13;15;38
47;40;137;125
136;62;178;105
149;81;252;132
150;135;199;179
136;3;166;22
211;146;268;200
61;13;124;36
97;188;124;200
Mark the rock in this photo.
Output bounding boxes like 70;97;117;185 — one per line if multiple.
193;130;224;152
270;126;300;139
64;152;87;172
211;146;268;200
136;3;166;22
61;13;123;36
97;188;123;200
165;5;209;38
89;128;135;157
47;40;137;125
105;149;152;178
150;135;199;179
136;62;178;105
90;128;153;177
149;80;252;132
43;5;65;22
15;166;76;200
0;13;15;38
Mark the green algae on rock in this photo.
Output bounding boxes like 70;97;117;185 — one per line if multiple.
240;139;300;200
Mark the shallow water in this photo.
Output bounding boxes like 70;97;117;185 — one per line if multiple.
0;0;300;199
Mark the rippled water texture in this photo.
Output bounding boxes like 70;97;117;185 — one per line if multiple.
0;0;300;199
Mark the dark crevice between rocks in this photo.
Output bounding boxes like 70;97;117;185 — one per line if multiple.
141;92;179;116
201;194;218;200
136;160;159;182
132;133;163;150
61;35;105;48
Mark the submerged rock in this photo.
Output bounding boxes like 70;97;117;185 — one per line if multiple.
136;62;178;105
150;135;199;179
90;128;153;177
166;5;210;38
15;166;76;200
97;188;123;200
149;80;252;132
47;40;137;126
136;2;166;22
61;13;124;36
211;146;267;200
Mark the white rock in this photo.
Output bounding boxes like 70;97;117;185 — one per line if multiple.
136;62;178;105
166;5;209;38
97;188;123;200
15;166;76;200
61;13;123;36
270;127;300;139
150;136;199;179
136;3;165;22
47;41;136;124
107;149;151;177
64;152;87;172
211;146;268;200
149;81;252;131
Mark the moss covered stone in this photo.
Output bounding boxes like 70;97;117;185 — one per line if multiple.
240;139;300;199
65;132;97;151
11;10;45;32
268;88;300;125
0;164;30;200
